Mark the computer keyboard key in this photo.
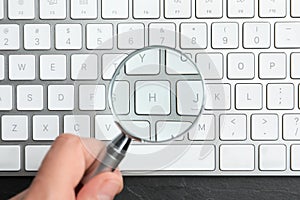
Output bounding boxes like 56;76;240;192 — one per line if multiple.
86;24;113;50
275;22;300;48
0;86;13;111
267;84;294;110
259;53;286;79
71;54;98;80
156;121;191;141
48;85;74;111
71;0;97;19
1;115;28;141
133;0;160;19
259;0;286;18
243;22;271;49
0;55;3;80
24;24;51;50
227;0;254;18
122;121;150;140
196;0;222;18
118;23;145;49
291;145;300;170
9;55;35;80
40;55;67;80
40;0;66;19
8;0;35;19
79;85;106;111
166;50;198;74
95;115;121;140
291;53;300;79
0;0;3;19
110;81;130;115
55;24;82;50
102;54;127;80
196;53;223;80
188;115;215;141
165;0;191;19
220;114;247;141
0;146;20;171
283;114;300;140
251;114;279;140
25;145;50;171
235;84;263;110
227;53;255;79
259;145;286;171
102;0;129;19
149;23;176;48
220;145;255;171
205;84;231;110
212;23;239;49
64;115;90;137
33;115;59;141
291;0;300;17
0;25;20;50
17;85;43;111
180;23;207;49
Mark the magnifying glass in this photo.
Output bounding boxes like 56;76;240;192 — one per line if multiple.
82;46;205;183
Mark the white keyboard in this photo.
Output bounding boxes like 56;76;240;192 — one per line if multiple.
1;0;300;176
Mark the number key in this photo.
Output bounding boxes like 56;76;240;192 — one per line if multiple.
149;23;176;48
0;25;20;50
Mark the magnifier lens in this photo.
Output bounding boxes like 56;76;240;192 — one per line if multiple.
109;46;204;143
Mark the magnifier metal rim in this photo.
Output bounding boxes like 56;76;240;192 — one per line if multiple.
108;45;206;143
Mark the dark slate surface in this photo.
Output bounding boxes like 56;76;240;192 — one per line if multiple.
1;177;300;200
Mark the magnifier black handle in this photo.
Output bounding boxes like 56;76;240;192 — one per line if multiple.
81;134;131;184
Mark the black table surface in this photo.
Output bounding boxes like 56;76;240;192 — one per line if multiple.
1;176;300;200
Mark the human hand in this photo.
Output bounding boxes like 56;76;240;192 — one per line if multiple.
11;134;124;200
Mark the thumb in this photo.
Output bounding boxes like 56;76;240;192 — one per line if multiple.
77;170;123;200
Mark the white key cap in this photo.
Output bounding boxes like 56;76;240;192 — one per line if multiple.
40;0;66;19
283;114;300;140
0;55;3;80
40;55;66;80
220;114;247;141
102;0;129;19
133;0;160;19
291;0;300;17
48;85;74;110
251;114;279;140
0;25;20;50
17;85;43;110
291;53;300;78
259;0;286;17
95;115;121;140
220;145;255;171
291;145;300;170
149;23;176;48
196;0;222;18
166;51;198;74
212;23;239;49
24;24;51;50
55;24;82;50
227;53;255;79
86;24;113;50
228;0;254;18
64;115;90;137
110;81;130;115
71;54;97;80
33;115;59;141
122;121;150;140
267;84;294;109
165;0;191;18
188;115;215;141
259;145;286;171
8;0;35;19
135;81;170;115
0;0;3;19
1;115;28;141
79;85;106;110
9;55;35;80
102;54;127;79
177;81;204;115
0;146;20;171
0;86;13;111
275;22;300;48
196;53;223;79
121;145;215;171
259;53;286;79
180;23;207;49
118;23;145;49
243;22;271;48
205;84;231;110
25;145;50;171
71;0;97;19
235;84;263;110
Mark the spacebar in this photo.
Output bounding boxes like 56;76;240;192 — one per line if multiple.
120;145;215;171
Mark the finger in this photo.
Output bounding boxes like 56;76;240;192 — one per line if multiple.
25;134;105;199
77;170;123;200
10;189;28;200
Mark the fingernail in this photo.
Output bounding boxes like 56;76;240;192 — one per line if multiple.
96;180;122;200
